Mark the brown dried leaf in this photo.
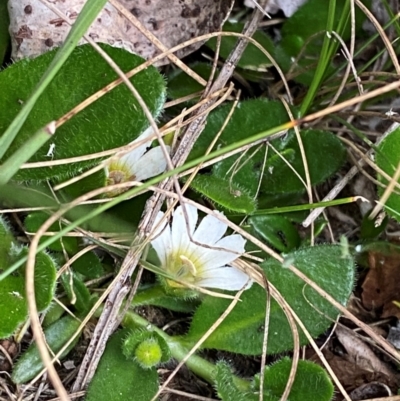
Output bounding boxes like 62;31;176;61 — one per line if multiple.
361;243;400;319
8;0;233;64
349;381;392;400
336;326;394;378
314;348;395;392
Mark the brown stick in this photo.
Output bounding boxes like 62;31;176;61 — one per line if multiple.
72;0;270;392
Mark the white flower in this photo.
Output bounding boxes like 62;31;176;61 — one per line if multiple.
151;204;252;291
105;128;169;196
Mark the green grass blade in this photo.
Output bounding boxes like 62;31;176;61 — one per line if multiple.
251;196;363;215
300;0;337;116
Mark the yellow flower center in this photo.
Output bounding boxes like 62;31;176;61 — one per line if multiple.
106;163;136;196
166;254;198;288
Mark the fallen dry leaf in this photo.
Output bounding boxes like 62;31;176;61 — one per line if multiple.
361;242;400;319
8;0;233;64
310;347;397;395
307;344;399;398
335;326;394;378
349;381;392;400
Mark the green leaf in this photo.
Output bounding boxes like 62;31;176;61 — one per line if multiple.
376;126;400;221
216;358;333;401
0;0;109;160
60;271;92;314
188;99;290;203
262;129;346;194
71;252;104;279
281;0;365;46
189;99;289;163
0;275;26;339
42;301;66;328
24;212;78;254
275;0;366;85
185;245;354;355
168;62;215;100
0;248;57;338
0;122;54;185
0;215;15;263
206;21;274;70
247;215;301;253
12;315;81;384
85;330;159;401
0;217;57;338
132;284;199;313
215;362;260;401
0;44;166;180
190;174;257;214
252;358;334;401
22;248;58;310
0;182;58;209
360;211;388;239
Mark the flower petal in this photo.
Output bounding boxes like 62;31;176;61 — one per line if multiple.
136;126;154;141
193;234;246;269
197;266;252;290
133;146;170;181
119;142;149;172
117;127;155;171
193;211;227;246
171;204;198;253
151;211;172;266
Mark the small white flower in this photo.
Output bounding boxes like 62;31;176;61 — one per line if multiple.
151;204;252;291
105;128;169;196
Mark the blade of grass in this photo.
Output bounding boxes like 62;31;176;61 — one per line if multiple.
250;196;366;215
0;0;108;160
0;121;55;185
300;0;338;116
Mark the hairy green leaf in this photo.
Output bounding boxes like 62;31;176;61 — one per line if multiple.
60;270;92;314
376;126;400;221
0;217;57;338
0;44;166;180
252;358;334;401
24;212;78;254
190;174;257;214
185;245;354;355
12;315;81;383
247;214;301;253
